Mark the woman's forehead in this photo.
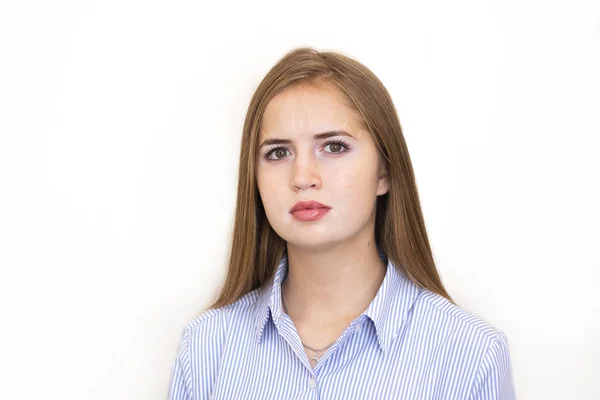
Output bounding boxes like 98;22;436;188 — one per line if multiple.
260;83;364;138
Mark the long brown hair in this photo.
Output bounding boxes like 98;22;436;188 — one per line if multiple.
209;47;453;310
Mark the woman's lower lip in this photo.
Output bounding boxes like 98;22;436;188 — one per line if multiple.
291;208;330;222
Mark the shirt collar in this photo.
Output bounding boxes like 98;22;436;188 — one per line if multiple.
252;247;423;354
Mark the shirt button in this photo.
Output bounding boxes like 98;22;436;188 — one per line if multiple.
308;377;316;388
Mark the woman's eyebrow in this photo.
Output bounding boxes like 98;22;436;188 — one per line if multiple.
258;130;355;148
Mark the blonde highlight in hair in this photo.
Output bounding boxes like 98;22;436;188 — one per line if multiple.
209;47;453;310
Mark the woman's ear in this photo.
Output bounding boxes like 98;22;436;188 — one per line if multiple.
376;163;389;196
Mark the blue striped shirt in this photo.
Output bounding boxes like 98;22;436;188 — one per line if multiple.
168;250;516;399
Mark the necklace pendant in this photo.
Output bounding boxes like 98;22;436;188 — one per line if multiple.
310;355;319;368
309;350;321;368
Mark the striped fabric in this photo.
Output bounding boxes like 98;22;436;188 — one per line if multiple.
168;249;516;399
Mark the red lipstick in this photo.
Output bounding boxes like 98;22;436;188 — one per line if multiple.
290;201;331;222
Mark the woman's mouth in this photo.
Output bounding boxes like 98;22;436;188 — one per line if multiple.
289;201;331;222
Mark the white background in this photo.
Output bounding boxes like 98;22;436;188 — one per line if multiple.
0;0;598;398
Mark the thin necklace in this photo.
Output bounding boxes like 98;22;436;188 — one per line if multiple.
281;289;337;367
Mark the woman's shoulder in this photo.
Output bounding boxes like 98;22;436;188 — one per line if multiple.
398;289;515;396
412;289;510;349
179;288;262;345
169;289;265;398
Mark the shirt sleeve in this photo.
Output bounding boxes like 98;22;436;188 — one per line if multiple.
168;328;193;400
468;332;516;400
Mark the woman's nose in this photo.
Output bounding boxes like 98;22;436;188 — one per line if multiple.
289;154;322;191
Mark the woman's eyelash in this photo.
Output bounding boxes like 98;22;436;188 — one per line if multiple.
325;139;350;150
263;140;351;161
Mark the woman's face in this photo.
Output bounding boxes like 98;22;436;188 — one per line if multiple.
256;82;388;250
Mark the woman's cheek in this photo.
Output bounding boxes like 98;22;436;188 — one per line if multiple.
330;166;361;194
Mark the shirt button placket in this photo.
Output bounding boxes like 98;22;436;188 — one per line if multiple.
308;377;317;389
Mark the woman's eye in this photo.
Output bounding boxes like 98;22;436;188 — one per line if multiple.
264;141;349;161
267;148;289;160
324;142;348;153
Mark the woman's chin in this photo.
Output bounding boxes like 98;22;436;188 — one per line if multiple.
284;234;344;252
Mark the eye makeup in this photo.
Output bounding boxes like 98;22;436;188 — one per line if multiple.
262;139;351;162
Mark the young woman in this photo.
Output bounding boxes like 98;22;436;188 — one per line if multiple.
168;47;516;399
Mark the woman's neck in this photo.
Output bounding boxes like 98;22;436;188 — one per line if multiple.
282;238;386;327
